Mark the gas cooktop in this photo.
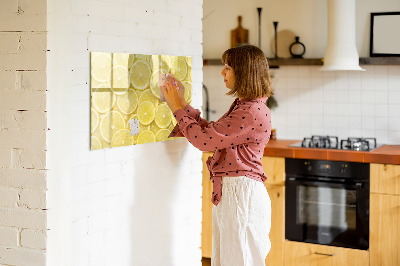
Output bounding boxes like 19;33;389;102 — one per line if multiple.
289;135;383;151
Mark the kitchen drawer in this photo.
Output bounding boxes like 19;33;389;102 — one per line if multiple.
284;241;369;266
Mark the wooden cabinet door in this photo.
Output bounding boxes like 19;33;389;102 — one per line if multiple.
370;163;400;195
264;184;284;266
202;152;213;258
262;156;285;186
284;241;369;266
370;193;400;266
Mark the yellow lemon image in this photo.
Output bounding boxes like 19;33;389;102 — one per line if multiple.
171;57;188;80
91;53;112;84
91;108;99;133
112;129;134;147
135;54;152;64
91;136;102;150
112;65;130;93
182;81;192;102
130;60;151;90
150;68;168;99
137;130;155;144
100;111;125;143
150;55;171;73
113;53;130;68
138;89;159;107
155;103;172;129
167;122;176;132
92;87;115;113
137;101;155;125
149;121;161;135
155;129;171;142
117;88;138;115
186;57;192;67
159;55;171;72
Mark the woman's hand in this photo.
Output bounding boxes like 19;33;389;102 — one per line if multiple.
160;75;186;113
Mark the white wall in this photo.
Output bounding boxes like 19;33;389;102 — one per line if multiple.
0;0;48;265
203;0;400;145
46;0;203;266
203;0;400;58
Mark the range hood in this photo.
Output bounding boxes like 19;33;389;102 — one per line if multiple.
320;0;365;71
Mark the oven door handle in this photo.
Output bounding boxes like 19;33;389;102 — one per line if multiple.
287;177;364;189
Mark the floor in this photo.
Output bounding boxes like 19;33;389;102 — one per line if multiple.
202;257;211;266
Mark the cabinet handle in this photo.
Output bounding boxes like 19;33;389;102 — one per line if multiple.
314;252;335;257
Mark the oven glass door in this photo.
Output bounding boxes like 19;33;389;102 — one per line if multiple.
286;179;369;250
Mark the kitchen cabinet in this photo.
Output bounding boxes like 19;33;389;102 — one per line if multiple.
201;154;286;266
370;163;400;266
202;152;213;258
284;241;369;266
261;156;285;266
370;163;400;195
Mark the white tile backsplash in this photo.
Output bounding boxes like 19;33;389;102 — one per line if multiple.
203;65;400;144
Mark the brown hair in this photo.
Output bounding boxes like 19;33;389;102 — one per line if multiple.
221;44;273;99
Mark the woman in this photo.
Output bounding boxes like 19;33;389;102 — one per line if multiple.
161;44;273;266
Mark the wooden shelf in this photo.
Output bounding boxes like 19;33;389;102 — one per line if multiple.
203;58;323;67
359;57;400;65
203;57;400;67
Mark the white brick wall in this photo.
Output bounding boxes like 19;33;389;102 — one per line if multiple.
47;1;203;266
0;0;48;265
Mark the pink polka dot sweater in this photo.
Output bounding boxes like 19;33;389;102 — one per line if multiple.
169;97;271;206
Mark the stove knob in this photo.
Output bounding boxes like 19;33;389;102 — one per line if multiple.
305;162;312;171
340;164;347;174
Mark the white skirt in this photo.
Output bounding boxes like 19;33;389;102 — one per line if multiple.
212;176;271;266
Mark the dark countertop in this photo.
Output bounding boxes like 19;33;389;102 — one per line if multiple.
263;139;400;165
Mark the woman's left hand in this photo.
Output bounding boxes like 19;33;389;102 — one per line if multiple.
160;75;184;113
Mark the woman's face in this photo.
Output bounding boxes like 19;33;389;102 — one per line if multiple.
220;64;235;89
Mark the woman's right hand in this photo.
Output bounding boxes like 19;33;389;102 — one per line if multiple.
168;74;187;108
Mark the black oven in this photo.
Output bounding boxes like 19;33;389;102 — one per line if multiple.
285;158;369;250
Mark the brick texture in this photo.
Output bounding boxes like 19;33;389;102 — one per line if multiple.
0;0;47;264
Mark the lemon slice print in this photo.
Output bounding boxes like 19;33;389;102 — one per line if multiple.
150;55;171;73
137;130;155;144
91;53;112;83
138;89;159;107
100;111;125;143
149;122;161;135
150;68;168;99
112;129;134;147
137;101;155;125
159;55;171;72
91;108;99;133
155;129;171;142
155;103;172;129
91;136;102;150
130;60;151;90
186;56;192;67
117;88;138;114
182;81;192;102
92;87;115;113
113;53;130;67
135;54;151;64
171;57;188;80
111;65;130;94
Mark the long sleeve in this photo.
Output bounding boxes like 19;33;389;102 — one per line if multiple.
172;105;257;152
169;104;210;137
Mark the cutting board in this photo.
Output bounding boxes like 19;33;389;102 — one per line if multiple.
231;16;249;48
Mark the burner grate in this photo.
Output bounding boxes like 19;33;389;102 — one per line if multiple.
301;135;339;149
340;137;377;151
